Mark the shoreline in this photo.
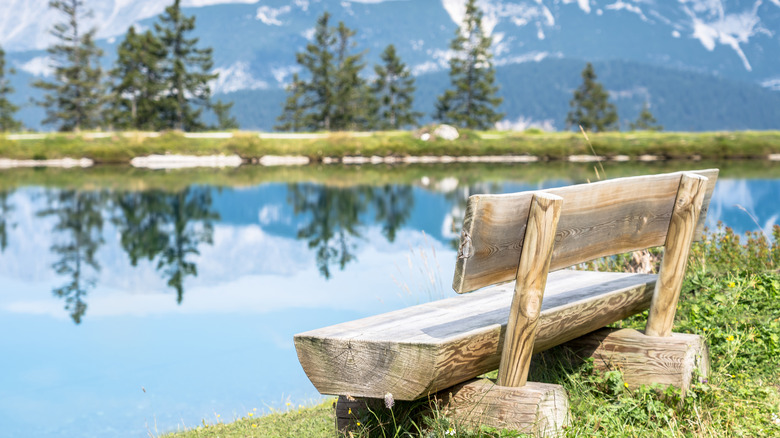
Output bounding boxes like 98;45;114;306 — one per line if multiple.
0;152;778;169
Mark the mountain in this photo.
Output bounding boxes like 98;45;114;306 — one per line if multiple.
2;0;779;131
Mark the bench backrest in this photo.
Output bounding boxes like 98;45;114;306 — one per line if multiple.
453;169;719;294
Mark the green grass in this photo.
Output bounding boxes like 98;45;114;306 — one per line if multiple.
162;225;780;437
2;130;780;163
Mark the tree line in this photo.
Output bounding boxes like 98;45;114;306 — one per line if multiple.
0;0;662;133
0;0;236;133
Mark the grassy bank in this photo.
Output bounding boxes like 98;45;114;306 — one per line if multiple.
163;225;780;437
2;130;780;163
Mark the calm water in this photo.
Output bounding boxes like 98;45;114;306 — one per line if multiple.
0;163;778;437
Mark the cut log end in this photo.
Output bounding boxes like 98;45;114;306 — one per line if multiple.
438;379;570;437
558;327;710;392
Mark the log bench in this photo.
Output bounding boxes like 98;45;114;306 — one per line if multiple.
294;169;718;436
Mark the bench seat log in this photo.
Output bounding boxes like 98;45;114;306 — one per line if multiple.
294;269;656;401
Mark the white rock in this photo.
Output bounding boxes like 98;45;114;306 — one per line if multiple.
433;124;459;141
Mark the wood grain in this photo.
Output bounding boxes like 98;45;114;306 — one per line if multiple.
645;173;708;337
294;270;656;400
498;193;562;387
453;169;718;294
560;328;710;392
438;379;569;437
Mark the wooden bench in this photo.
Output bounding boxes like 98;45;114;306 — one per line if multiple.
294;169;718;435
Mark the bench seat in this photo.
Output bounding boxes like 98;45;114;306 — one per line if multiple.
294;269;656;400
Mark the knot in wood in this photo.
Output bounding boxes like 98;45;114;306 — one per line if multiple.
458;231;473;259
520;294;541;320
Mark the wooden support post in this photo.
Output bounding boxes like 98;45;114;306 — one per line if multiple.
437;379;570;437
559;328;710;392
646;174;708;337
498;192;563;387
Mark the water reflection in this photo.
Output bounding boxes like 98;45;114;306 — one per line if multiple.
112;188;218;304
37;190;106;324
373;185;414;243
288;184;372;279
0;189;13;252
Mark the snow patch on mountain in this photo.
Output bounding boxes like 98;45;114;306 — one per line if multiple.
0;0;257;52
684;1;772;71
762;77;780;91
256;5;291;25
495;115;556;131
17;56;52;77
605;1;648;21
212;62;269;94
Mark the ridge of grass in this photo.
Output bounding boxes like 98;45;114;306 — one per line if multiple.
2;130;780;163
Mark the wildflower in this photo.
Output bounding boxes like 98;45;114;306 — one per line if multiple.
356;421;362;426
727;335;735;342
252;424;258;428
248;412;253;417
623;382;629;388
348;408;352;415
384;392;395;409
286;402;291;407
445;428;456;436
728;281;736;288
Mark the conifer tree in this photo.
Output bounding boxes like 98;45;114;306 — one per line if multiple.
371;44;420;130
629;102;663;131
566;63;618;132
33;0;106;132
435;0;503;130
0;46;21;132
281;13;369;132
154;0;219;131
211;100;238;130
331;22;370;131
276;73;307;131
110;27;166;130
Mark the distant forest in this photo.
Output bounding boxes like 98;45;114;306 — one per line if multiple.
222;58;780;132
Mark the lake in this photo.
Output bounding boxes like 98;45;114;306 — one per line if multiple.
1;161;778;437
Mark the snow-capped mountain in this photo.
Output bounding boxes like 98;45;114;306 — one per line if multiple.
2;0;779;130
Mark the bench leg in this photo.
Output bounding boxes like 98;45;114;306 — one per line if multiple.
437;379;570;437
559;327;710;392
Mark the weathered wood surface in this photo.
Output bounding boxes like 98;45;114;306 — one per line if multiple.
498;193;562;387
294;270;656;400
453;169;718;294
560;328;710;392
645;174;708;337
438;379;569;437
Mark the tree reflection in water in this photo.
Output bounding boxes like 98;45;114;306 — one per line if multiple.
289;183;415;279
38;190;106;324
0;189;14;252
112;187;218;304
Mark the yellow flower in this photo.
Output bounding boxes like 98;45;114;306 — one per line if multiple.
624;382;629;388
252;424;257;428
249;413;253;417
728;282;736;288
348;408;352;415
356;422;362;426
286;402;291;407
727;335;735;342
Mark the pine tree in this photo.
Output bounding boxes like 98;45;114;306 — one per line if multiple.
371;44;420;130
435;0;503;130
0;46;21;132
275;73;307;131
211;100;238;130
295;12;336;131
566;63;618;132
154;0;219;131
110;27;167;130
281;13;369;132
33;0;106;132
629;102;663;131
331;21;370;131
